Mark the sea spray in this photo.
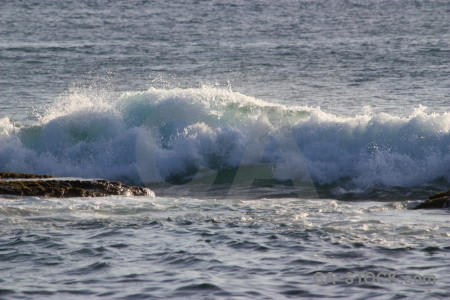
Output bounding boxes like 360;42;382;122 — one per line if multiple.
0;86;449;198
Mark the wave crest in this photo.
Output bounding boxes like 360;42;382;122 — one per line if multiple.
1;86;449;198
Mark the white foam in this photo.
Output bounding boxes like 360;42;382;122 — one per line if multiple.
0;117;16;135
1;86;449;192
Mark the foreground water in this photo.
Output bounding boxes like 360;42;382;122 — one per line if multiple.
1;195;449;299
1;0;450;299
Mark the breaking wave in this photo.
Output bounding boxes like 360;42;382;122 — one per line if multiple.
1;86;449;199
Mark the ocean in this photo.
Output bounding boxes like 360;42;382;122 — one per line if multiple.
0;0;449;299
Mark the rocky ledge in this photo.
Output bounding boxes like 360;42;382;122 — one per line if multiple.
0;172;53;179
413;190;450;209
0;172;153;198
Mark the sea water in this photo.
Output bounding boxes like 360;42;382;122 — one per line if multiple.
0;1;449;299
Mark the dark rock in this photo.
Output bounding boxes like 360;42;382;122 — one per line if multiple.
0;173;154;198
413;191;450;209
0;172;53;179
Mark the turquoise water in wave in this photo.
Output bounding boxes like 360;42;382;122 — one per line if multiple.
1;0;450;299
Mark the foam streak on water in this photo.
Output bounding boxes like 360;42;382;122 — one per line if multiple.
0;195;449;299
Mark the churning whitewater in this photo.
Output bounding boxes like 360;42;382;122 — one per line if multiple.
1;86;449;198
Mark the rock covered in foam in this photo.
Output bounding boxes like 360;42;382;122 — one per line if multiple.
0;172;154;198
414;191;450;209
